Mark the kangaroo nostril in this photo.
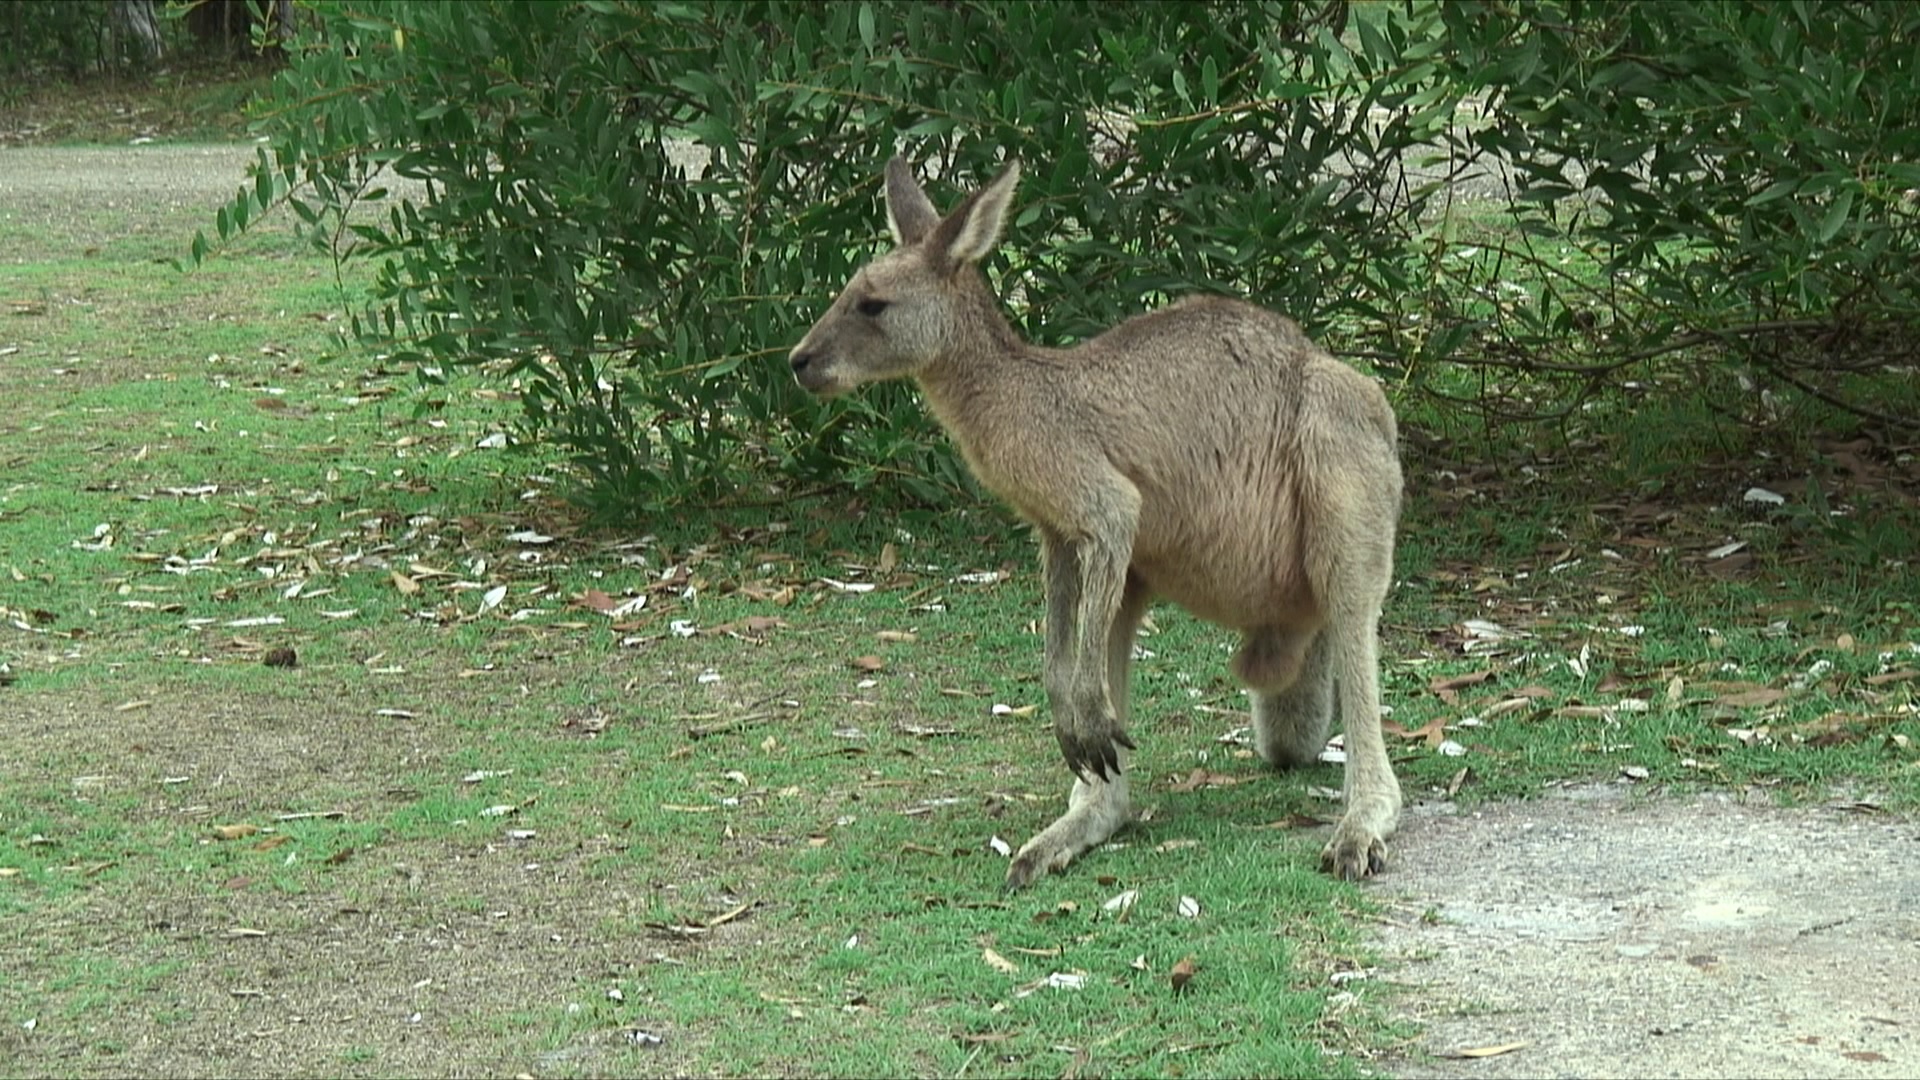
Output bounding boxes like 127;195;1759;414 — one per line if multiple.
790;350;814;373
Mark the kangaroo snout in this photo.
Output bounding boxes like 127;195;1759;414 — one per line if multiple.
788;345;836;395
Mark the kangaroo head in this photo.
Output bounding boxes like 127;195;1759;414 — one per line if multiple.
789;157;1021;397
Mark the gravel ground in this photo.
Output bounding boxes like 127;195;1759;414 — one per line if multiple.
1375;784;1918;1079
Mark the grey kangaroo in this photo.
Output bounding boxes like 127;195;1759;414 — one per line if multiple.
788;156;1403;888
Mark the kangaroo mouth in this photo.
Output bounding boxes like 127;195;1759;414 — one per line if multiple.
792;364;846;397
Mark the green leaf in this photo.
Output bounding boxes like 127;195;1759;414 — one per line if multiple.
1745;178;1800;207
1354;11;1390;69
1815;187;1854;244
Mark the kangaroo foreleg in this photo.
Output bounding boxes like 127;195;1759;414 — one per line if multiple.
1039;523;1134;782
1009;575;1150;889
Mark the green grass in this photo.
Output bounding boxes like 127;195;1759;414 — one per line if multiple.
5;99;1920;1076
0;241;1390;1069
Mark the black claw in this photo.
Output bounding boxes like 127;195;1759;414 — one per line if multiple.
1005;854;1043;893
1055;725;1129;784
1321;843;1389;882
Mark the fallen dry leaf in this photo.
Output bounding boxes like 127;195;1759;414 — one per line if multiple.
1168;768;1247;792
708;615;787;638
1449;1041;1529;1059
1479;696;1533;719
955;1032;1015;1046
704;902;755;929
1254;813;1326;829
1030;900;1079;923
1428;669;1493;698
573;588;619;614
1595;671;1637;694
1012;971;1087;997
982;947;1018;974
1717;686;1788;708
850;655;886;672
1445;766;1473;797
1170;955;1198;993
390;570;420;595
211;824;261;841
1385;716;1449;748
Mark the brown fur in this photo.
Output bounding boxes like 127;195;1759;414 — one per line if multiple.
789;157;1404;887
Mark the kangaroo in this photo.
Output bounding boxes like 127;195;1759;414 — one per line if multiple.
788;157;1404;889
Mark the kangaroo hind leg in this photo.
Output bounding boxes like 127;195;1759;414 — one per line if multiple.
1250;627;1334;769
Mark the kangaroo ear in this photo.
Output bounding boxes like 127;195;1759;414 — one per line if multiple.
884;157;939;246
931;160;1021;268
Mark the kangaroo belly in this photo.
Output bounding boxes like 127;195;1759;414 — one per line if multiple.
1130;526;1317;632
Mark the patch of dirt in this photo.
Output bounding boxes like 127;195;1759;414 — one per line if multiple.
0;677;737;1079
1372;785;1920;1078
0;143;261;259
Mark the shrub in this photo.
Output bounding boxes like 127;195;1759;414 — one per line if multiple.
195;1;1920;511
195;0;1461;510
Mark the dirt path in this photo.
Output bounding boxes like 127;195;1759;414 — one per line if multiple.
1371;786;1919;1078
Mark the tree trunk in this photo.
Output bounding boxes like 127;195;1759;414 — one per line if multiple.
114;0;165;65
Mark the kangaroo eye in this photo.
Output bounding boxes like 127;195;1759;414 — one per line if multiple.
856;298;889;317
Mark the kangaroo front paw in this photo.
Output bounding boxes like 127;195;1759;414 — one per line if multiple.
1320;824;1388;881
1054;717;1134;782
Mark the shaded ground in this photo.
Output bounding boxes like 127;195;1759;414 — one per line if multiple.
1374;786;1919;1079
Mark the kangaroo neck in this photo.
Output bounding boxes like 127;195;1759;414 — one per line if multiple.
914;308;1028;425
